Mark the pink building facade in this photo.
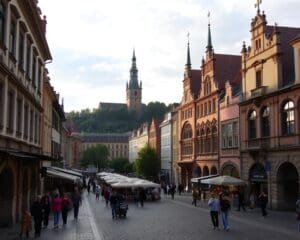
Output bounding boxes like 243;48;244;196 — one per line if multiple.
219;81;240;177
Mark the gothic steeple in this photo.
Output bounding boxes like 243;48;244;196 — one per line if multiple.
128;48;139;89
206;23;213;53
186;39;191;68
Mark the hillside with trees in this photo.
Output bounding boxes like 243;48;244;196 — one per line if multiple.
67;101;173;133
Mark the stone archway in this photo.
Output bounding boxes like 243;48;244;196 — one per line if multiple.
221;164;239;177
277;162;299;210
211;166;218;175
193;166;201;177
0;167;14;227
203;166;209;176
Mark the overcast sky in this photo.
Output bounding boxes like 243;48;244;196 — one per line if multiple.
38;0;300;112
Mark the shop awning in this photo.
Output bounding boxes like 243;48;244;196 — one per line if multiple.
191;174;220;183
46;168;80;182
50;166;83;178
0;149;56;161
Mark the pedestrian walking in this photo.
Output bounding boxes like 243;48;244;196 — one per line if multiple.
109;191;118;219
258;191;268;217
237;190;246;211
41;192;51;228
104;187;110;207
192;190;198;207
61;193;71;225
170;184;176;200
72;187;82;221
220;193;231;231
178;184;183;195
52;194;62;228
19;210;32;239
296;198;300;232
95;185;100;200
249;191;255;209
208;192;220;230
30;196;43;238
138;188;146;207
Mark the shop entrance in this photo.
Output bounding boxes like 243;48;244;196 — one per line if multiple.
0;167;14;227
277;162;299;210
249;163;267;207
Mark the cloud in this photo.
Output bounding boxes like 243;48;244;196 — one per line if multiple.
38;0;300;111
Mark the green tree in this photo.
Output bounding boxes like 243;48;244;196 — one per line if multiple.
135;145;160;180
81;144;109;171
140;101;167;123
109;157;130;173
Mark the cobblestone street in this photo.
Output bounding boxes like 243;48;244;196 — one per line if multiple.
4;192;300;240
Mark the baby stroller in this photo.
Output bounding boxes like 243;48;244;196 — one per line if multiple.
116;201;128;218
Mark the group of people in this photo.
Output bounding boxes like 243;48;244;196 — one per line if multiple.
207;190;270;232
20;187;82;238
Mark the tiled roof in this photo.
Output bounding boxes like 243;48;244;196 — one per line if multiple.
266;25;300;86
190;70;201;98
214;54;242;90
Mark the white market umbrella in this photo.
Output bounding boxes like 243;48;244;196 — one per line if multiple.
200;175;246;186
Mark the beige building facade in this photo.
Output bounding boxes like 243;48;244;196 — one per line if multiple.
239;7;300;210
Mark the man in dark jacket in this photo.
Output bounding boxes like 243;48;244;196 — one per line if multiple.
31;196;43;238
110;191;118;219
41;192;51;228
72;187;82;221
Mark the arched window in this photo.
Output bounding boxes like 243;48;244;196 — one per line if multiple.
181;123;193;155
200;128;205;154
205;128;211;153
212;126;218;153
204;77;211;96
282;101;295;135
248;110;257;139
261;106;270;137
196;125;201;155
0;2;5;42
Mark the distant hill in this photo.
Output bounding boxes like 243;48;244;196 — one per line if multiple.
67;101;174;133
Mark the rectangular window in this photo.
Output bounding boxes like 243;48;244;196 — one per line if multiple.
7;90;15;132
0;82;3;128
24;104;28;139
37;61;42;93
212;98;216;112
256;70;262;88
233;121;238;147
221;124;227;148
9;19;16;56
34;113;38;143
0;3;6;43
16;97;22;136
29;109;33;141
26;39;31;76
200;104;203;116
32;54;36;87
18;31;25;69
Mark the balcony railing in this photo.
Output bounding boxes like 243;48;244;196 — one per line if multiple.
245;137;270;150
251;86;267;98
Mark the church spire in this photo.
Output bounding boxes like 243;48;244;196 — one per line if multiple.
128;48;139;89
206;12;213;58
206;23;213;52
186;32;191;68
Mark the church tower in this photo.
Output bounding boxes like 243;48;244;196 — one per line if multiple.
126;49;142;115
